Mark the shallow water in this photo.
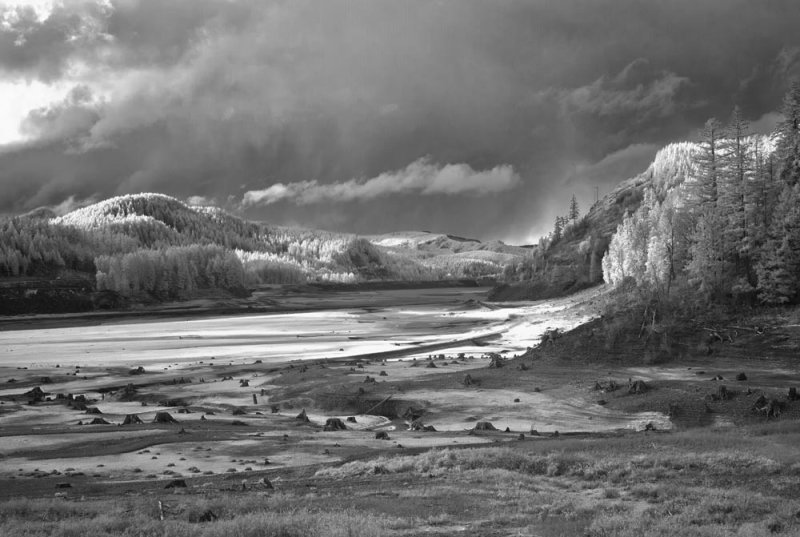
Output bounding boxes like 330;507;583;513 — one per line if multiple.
0;287;582;371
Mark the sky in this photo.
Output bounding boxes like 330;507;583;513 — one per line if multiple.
1;0;800;243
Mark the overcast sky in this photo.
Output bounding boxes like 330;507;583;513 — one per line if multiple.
1;0;800;243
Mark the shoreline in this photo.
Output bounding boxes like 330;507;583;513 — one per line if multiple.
0;280;494;332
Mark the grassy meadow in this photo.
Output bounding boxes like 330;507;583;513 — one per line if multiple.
3;421;799;537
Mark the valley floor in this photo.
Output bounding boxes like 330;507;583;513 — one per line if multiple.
1;284;799;536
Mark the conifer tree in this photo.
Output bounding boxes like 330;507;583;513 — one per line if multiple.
568;194;580;223
695;118;724;207
756;183;800;304
776;81;800;187
600;190;657;287
748;139;778;260
602;221;627;285
687;210;727;300
645;199;678;295
553;215;564;242
719;106;753;278
687;117;729;300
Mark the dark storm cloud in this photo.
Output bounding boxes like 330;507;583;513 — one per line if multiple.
0;1;109;81
565;144;661;191
552;59;689;119
0;0;250;79
2;0;800;242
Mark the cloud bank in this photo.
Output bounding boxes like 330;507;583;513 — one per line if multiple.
1;0;800;242
242;158;520;207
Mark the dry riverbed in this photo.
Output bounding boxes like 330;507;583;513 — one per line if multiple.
1;285;798;503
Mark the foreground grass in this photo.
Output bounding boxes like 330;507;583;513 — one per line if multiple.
0;495;395;537
3;424;800;536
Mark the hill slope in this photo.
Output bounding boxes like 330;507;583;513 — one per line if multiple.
491;142;702;300
1;193;527;312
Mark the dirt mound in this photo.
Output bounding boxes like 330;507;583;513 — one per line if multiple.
411;420;437;432
85;407;103;414
473;421;497;431
323;418;347;431
295;409;310;422
88;417;110;425
487;354;505;369
752;396;785;419
628;380;648;394
25;387;46;402
153;412;179;424
122;414;143;425
375;431;390;440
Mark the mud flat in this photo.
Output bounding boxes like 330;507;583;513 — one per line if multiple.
5;285;797;502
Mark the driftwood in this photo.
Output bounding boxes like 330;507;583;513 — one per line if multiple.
364;395;393;415
700;327;736;343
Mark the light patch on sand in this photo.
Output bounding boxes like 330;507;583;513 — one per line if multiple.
0;436;340;480
300;430;494;449
0;429;165;455
0;400;195;427
0;288;598;372
403;388;671;433
278;411;390;430
0;306;503;369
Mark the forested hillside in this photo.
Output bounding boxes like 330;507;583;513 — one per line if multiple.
491;143;698;300
0;193;525;308
601;92;797;306
497;84;800;309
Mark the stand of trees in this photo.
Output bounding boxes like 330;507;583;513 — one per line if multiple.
95;245;246;298
603;84;800;305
